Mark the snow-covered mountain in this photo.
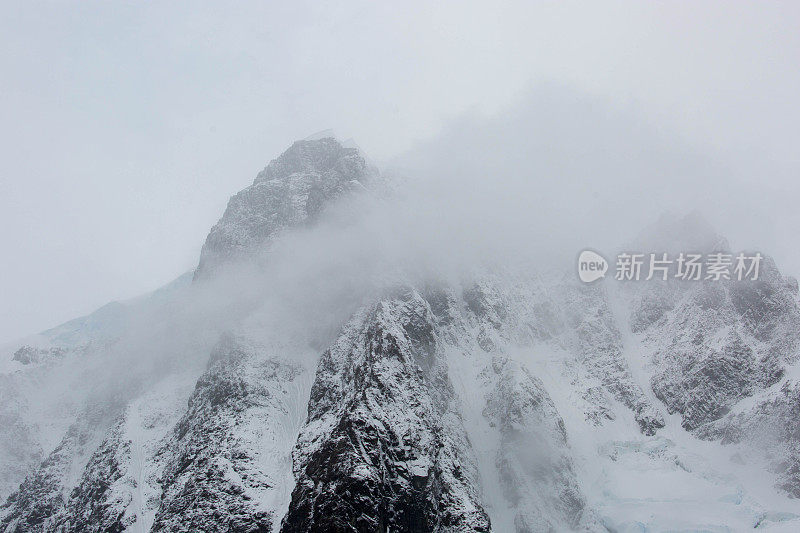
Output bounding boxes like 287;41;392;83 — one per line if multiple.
2;137;800;532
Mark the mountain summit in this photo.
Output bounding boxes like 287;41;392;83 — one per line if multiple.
195;137;372;280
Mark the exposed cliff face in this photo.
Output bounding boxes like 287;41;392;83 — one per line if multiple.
626;254;800;432
280;284;597;532
3;139;800;531
452;278;665;436
696;370;800;498
480;357;585;532
195;138;373;280
282;289;491;532
151;335;310;533
0;404;118;533
0;272;193;508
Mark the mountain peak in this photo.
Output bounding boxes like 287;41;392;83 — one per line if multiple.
253;137;361;184
194;138;371;280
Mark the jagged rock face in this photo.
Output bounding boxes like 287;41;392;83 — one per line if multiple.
561;284;665;435
481;357;585;532
421;284;596;531
151;335;309;533
11;347;66;365
282;289;491;532
44;379;192;533
0;277;190;505
617;216;800;436
281;284;598;532
54;420;133;533
195;138;371;279
455;279;664;436
639;257;800;431
698;378;800;497
0;406;118;533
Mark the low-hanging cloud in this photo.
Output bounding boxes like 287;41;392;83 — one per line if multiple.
38;84;797;415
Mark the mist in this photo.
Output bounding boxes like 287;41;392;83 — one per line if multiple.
24;80;787;414
3;1;800;344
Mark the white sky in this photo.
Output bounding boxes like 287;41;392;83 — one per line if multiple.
1;1;799;342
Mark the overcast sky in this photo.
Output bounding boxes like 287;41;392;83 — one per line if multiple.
1;1;799;343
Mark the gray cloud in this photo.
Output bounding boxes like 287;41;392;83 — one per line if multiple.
1;1;799;342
